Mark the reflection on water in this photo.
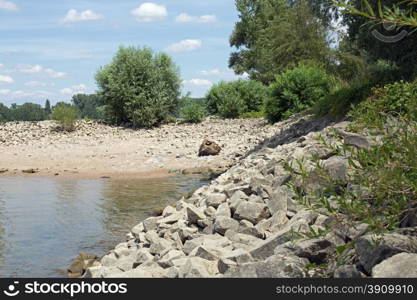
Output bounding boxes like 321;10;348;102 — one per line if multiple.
0;175;208;278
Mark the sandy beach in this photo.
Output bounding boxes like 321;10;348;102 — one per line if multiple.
0;118;279;179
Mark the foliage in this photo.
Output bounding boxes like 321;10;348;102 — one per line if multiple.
336;0;417;80
51;103;79;131
72;94;104;120
205;79;269;118
265;65;332;123
230;0;334;83
9;103;47;121
0;103;10;122
313;83;373;118
44;99;52;116
181;103;206;123
332;0;417;29
288;80;417;234
240;111;265;119
95;46;181;128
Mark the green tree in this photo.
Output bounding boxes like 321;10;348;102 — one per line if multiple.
10;103;46;121
229;0;333;83
44;99;52;115
96;46;182;127
72;93;103;119
51;103;79;131
0;103;10;122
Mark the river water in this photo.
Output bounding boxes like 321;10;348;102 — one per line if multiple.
0;175;208;278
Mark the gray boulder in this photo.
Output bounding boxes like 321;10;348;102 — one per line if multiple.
234;202;271;224
214;216;239;235
206;193;227;208
178;257;219;278
372;253;417;278
333;265;365;278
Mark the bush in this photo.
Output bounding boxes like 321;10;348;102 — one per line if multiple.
313;83;373;119
51;104;79;131
349;80;417;132
240;111;265;119
205;80;270;118
181;103;206;123
265;65;332;123
96;46;181;128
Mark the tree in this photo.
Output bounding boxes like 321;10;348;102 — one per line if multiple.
229;0;334;83
335;0;417;79
96;46;182;127
44;99;52;115
51;103;79;132
72;93;103;119
0;103;10;122
10;103;46;121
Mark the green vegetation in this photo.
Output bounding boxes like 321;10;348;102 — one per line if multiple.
181;102;206;124
265;65;332;123
51;103;79;132
71;94;104;120
96;46;181;128
205;79;270;119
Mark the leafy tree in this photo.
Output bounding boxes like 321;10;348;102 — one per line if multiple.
96;46;182;127
10;103;47;121
72;93;103;119
0;103;10;122
335;0;417;79
229;0;334;83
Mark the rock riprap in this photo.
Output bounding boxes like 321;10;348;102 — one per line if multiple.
84;116;417;278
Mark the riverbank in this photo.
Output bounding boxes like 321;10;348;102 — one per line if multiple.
84;115;417;278
0;118;279;179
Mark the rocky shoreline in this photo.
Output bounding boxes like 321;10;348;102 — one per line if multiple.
81;115;417;278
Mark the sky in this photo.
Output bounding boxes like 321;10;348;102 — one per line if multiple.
0;0;243;106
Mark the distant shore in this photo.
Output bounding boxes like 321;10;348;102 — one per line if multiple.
0;119;278;180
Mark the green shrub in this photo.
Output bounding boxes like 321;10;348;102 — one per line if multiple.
95;46;181;128
349;80;417;132
205;80;270;118
313;83;373;119
240;111;265;119
51;104;79;131
181;103;206;123
265;65;332;123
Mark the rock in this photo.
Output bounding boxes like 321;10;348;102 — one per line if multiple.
186;205;206;225
162;205;176;217
143;217;162;232
234;202;271;224
355;231;417;274
178;257;219;278
158;250;185;268
214;216;239;235
343;132;370;149
183;235;231;255
215;203;231;218
333;265;365;278
266;186;292;215
204;206;216;217
135;249;154;266
228;190;248;212
149;237;174;256
68;253;99;278
117;261;168;278
131;223;145;239
218;249;254;274
198;139;221;157
322;156;348;182
274;239;335;264
206;193;227;208
269;211;289;233
372;253;417;278
224;255;308;278
189;246;224;261
83;266;122;278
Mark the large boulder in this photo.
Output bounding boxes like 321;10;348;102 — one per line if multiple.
198;139;221;157
355;230;417;274
178;257;219;278
224;255;309;278
274;239;335;264
214;216;239;235
372;253;417;278
68;253;99;278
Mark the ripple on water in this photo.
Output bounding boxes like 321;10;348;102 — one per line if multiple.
0;175;208;277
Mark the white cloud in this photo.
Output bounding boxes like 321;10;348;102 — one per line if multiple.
0;0;18;11
16;64;66;79
131;3;167;22
0;74;14;83
24;81;48;88
61;9;103;23
60;84;87;96
182;79;212;86
166;39;202;53
175;13;217;23
0;89;10;95
198;69;222;76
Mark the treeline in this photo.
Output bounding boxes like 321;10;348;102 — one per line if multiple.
0;94;104;123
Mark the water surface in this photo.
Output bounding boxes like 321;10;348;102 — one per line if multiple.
0;175;207;277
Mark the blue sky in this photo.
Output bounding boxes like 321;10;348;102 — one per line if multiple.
0;0;243;106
